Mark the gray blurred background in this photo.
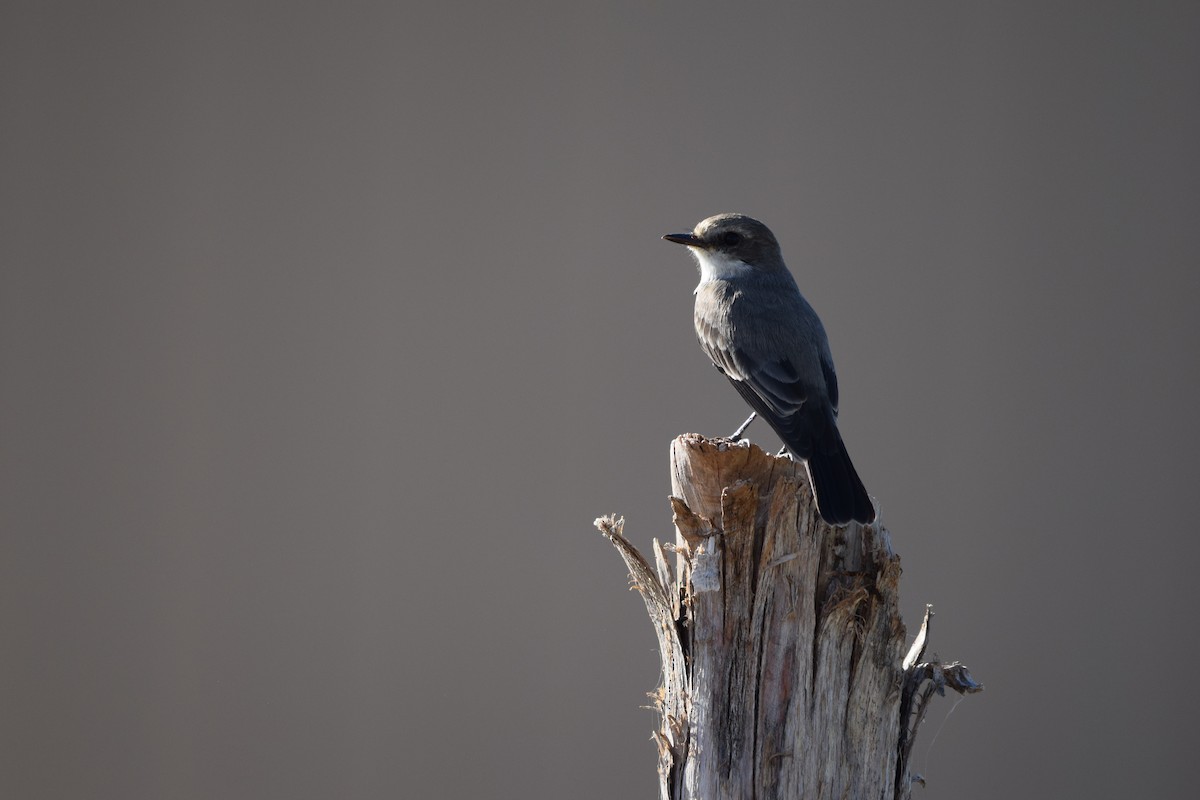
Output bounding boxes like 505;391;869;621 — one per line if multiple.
3;2;1198;798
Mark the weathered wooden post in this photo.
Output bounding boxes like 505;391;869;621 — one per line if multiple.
596;434;980;800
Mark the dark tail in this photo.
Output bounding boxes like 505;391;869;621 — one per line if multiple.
806;421;875;526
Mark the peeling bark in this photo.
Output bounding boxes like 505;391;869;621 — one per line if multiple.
596;434;980;800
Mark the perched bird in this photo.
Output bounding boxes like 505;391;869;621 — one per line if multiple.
663;213;875;525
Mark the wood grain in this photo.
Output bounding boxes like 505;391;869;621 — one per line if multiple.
597;434;980;799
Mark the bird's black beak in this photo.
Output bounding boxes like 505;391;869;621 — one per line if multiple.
663;232;705;247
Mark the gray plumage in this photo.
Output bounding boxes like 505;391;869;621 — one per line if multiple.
663;213;875;525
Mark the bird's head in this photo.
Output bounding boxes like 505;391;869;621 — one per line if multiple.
663;213;785;280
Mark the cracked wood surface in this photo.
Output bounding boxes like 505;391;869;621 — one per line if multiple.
596;434;980;800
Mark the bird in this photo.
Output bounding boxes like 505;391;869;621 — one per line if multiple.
663;213;875;525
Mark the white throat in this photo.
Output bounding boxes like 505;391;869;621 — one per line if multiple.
691;248;754;290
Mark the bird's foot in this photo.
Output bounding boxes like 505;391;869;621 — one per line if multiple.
729;412;757;442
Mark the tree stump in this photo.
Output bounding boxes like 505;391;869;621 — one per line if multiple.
596;434;980;800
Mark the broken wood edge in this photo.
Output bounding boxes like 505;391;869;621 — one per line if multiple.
595;515;689;799
895;605;985;794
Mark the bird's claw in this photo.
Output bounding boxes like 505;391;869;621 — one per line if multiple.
730;412;757;441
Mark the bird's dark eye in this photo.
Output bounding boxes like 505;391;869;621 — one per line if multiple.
721;231;742;246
